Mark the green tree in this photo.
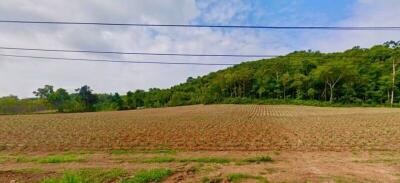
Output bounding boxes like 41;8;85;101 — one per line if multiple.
48;88;70;112
33;85;54;99
312;61;355;103
126;91;137;109
75;85;97;111
111;93;125;110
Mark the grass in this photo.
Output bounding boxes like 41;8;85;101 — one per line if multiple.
41;168;127;183
110;150;132;155
17;154;85;164
119;156;231;164
110;149;176;155
323;176;365;183
13;168;44;174
353;158;400;165
180;157;230;164
141;156;176;163
242;155;273;163
0;156;9;163
202;176;223;183
226;173;268;183
121;168;172;183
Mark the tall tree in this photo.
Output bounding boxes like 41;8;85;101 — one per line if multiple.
111;93;125;110
126;91;136;109
33;85;54;99
312;61;355;103
75;85;97;111
48;88;70;112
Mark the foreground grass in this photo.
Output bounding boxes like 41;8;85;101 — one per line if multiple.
202;173;268;183
141;156;176;163
243;155;273;163
121;168;173;183
0;156;9;163
40;168;173;183
12;168;44;174
124;155;271;164
41;168;127;183
226;173;268;183
17;154;85;163
122;156;232;164
110;149;177;155
180;157;231;164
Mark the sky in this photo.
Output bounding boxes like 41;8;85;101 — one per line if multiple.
0;0;400;97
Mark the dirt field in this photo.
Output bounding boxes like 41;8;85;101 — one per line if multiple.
0;105;400;182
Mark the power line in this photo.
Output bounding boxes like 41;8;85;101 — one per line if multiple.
0;53;236;66
1;20;400;30
4;46;369;59
0;46;276;58
0;53;393;67
0;46;385;59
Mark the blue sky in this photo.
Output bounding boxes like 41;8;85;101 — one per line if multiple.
196;0;356;26
194;0;359;51
0;0;399;97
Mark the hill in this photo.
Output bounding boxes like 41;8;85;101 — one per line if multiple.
2;41;400;113
141;41;400;108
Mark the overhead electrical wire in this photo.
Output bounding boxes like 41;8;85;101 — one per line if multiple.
0;52;391;67
0;53;236;66
0;46;380;59
0;46;276;58
0;20;400;30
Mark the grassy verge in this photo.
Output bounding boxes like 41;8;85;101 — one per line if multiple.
122;155;271;165
110;149;177;155
0;156;10;163
141;157;176;163
226;173;268;183
121;168;172;183
128;156;231;164
12;168;44;174
179;157;231;164
17;154;86;163
41;168;127;183
242;155;273;163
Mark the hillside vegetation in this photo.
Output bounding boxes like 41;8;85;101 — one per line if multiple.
1;41;400;113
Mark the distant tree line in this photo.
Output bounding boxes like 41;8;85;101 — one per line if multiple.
1;42;400;114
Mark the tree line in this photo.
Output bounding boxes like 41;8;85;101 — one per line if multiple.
1;41;400;114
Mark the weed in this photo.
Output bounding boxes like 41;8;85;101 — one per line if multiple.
180;157;230;164
13;168;44;174
226;173;268;183
110;150;132;155
0;155;10;163
243;155;272;163
143;149;177;154
110;149;177;155
141;156;175;163
17;154;85;164
41;168;127;183
121;168;172;183
202;176;223;183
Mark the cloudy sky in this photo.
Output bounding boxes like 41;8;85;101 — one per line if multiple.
0;0;399;97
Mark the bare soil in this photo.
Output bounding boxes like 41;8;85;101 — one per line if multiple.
0;105;400;182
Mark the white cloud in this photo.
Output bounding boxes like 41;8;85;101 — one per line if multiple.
2;0;397;98
306;0;400;52
0;0;286;97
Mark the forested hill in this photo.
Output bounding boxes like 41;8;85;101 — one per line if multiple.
1;41;400;114
164;41;400;106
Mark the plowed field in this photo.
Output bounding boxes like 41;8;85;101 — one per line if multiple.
1;104;400;152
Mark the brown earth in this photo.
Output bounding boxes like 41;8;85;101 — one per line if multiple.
0;104;400;151
0;151;399;182
0;104;400;182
